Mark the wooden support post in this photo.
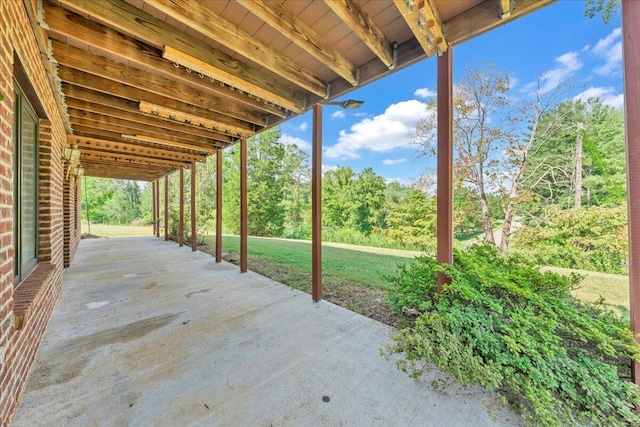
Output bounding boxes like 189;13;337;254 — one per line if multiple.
179;167;184;247
164;174;169;241
191;161;197;251
623;0;640;385
155;178;160;237
312;104;322;302
240;139;248;273
152;180;157;236
216;148;223;263
436;45;453;292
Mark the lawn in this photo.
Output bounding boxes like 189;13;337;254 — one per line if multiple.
82;222;152;238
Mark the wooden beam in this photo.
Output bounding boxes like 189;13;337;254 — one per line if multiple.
82;161;172;181
164;174;169;241
325;0;395;69
52;40;265;128
62;83;234;145
191;162;197;252
240;138;248;273
179;167;184;247
216;148;222;263
65;97;232;142
146;0;327;97
43;2;289;118
500;0;514;18
55;0;304;112
311;104;322;302
67;113;219;147
444;0;555;46
393;0;447;57
436;45;453;292
67;135;205;163
120;134;218;154
155;177;160;237
80;148;190;168
622;0;640;385
237;0;358;86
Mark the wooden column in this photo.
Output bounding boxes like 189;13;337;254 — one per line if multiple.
164;174;169;241
623;0;640;385
152;180;157;236
240;139;248;273
436;45;453;292
312;104;322;302
191;161;197;251
216;148;223;263
155;177;160;237
179;167;184;247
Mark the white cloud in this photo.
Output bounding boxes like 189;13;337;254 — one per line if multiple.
382;158;407;165
322;164;339;174
573;86;624;108
592;27;622;76
414;88;436;98
331;110;346;119
324;100;432;159
280;133;311;150
582;44;591;52
384;177;412;186
296;122;308;131
535;51;583;94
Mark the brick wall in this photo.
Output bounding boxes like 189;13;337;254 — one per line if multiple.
63;174;81;268
0;0;68;424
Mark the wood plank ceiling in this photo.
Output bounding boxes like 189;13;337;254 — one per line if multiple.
38;0;554;181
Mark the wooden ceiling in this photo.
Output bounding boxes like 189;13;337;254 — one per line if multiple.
35;0;553;181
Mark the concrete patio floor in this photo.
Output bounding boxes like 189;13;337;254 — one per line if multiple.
12;237;522;426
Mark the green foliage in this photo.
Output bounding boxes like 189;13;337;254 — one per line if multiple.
584;0;620;23
513;206;628;274
82;177;142;225
386;244;640;426
378;189;436;250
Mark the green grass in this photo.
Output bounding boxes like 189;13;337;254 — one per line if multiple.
82;222;152;238
209;235;413;290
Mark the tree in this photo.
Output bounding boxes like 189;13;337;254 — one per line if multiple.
414;63;573;251
378;188;436;249
584;0;620;23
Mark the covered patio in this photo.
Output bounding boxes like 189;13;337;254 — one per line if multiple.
11;237;520;426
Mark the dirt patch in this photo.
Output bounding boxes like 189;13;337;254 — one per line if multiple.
198;245;406;329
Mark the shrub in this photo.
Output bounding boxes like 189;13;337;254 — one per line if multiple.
386;244;640;426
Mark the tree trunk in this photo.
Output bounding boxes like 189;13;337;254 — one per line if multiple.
574;122;584;209
500;199;514;252
478;187;495;244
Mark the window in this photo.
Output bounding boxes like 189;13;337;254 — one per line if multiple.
13;81;39;286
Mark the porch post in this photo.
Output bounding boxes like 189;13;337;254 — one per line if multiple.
164;174;169;241
191;161;197;251
152;180;157;236
240;139;248;273
179;167;184;247
216;148;223;263
436;45;453;292
155;177;160;238
622;0;640;384
312;104;322;302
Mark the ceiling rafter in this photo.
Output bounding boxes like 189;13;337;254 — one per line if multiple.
443;0;555;45
144;0;328;97
394;0;447;57
325;0;395;70
42;2;288;119
80;148;191;168
57;66;243;142
64;97;231;142
237;0;359;86
55;0;305;112
67;135;206;163
121;134;220;154
51;40;264;130
81;160;174;181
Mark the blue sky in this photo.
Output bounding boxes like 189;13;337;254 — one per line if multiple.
277;0;623;186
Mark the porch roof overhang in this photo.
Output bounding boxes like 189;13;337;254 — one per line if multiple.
34;0;554;181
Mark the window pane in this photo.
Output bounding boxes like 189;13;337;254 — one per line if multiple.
20;104;37;271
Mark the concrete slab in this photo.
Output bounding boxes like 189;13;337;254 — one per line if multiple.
12;237;522;426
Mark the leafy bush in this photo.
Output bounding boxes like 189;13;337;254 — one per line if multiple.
386;244;640;426
512;206;628;274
